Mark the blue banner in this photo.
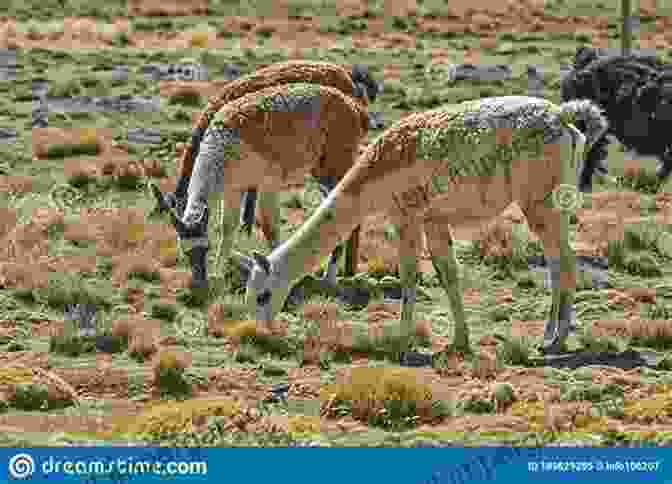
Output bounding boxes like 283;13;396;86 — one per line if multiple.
0;447;668;483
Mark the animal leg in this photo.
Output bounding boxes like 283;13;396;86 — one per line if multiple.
525;203;576;354
395;217;422;345
424;219;471;354
239;190;258;237
172;127;239;290
522;135;580;354
214;196;244;276
256;190;281;249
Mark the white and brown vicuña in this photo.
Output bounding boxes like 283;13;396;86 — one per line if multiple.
241;96;608;355
169;82;370;291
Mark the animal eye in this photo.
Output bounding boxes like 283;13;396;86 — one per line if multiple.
257;290;271;306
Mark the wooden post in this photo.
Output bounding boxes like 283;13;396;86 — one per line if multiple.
622;0;632;56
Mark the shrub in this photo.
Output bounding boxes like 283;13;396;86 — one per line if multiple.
320;366;444;430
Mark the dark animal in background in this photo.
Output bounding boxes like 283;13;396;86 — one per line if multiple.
561;46;672;191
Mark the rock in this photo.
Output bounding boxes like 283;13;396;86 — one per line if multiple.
0;127;17;144
0;48;17;81
44;95;161;114
140;62;209;82
127;127;163;145
450;63;512;82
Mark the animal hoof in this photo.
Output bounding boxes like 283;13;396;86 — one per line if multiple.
542;318;572;354
149;182;174;213
189;279;209;292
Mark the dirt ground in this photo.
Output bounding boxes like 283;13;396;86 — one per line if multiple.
2;0;672;445
1;0;670;51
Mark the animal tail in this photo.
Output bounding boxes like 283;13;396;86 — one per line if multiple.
558;99;609;150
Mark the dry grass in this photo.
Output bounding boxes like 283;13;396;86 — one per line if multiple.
32;127;109;159
63;209;177;271
320;366;440;427
0;175;34;194
0;207;65;290
186;30;212;49
152;349;191;376
509;399;610;433
110;315;161;344
121;397;250;438
128;332;159;361
623;386;672;424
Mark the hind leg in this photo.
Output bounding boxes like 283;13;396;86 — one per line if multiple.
423;218;471;354
521;135;581;354
256;190;282;249
524;202;576;354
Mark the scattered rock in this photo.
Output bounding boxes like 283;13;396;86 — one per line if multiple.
140;62;209;82
126;127;163;145
399;351;433;367
45;95;161;114
448;63;513;82
31;77;49;99
0;48;18;81
0;127;17;144
527;255;609;290
110;65;130;83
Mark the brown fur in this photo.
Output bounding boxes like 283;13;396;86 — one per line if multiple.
289;107;577;279
179;61;368;182
204;83;369;207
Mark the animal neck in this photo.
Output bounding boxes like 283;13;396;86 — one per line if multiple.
269;185;363;285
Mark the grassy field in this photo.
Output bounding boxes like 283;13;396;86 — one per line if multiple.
3;0;672;447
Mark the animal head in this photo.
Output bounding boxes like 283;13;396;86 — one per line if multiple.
238;251;291;325
351;64;380;103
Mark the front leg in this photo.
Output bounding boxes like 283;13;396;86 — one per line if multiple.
239;190;258;237
395;218;423;347
171;201;210;290
424;219;471;354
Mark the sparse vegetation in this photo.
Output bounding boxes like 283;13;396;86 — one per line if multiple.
2;0;672;448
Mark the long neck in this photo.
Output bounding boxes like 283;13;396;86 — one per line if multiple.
269;186;364;284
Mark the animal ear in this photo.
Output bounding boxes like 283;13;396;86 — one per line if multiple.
252;251;271;275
